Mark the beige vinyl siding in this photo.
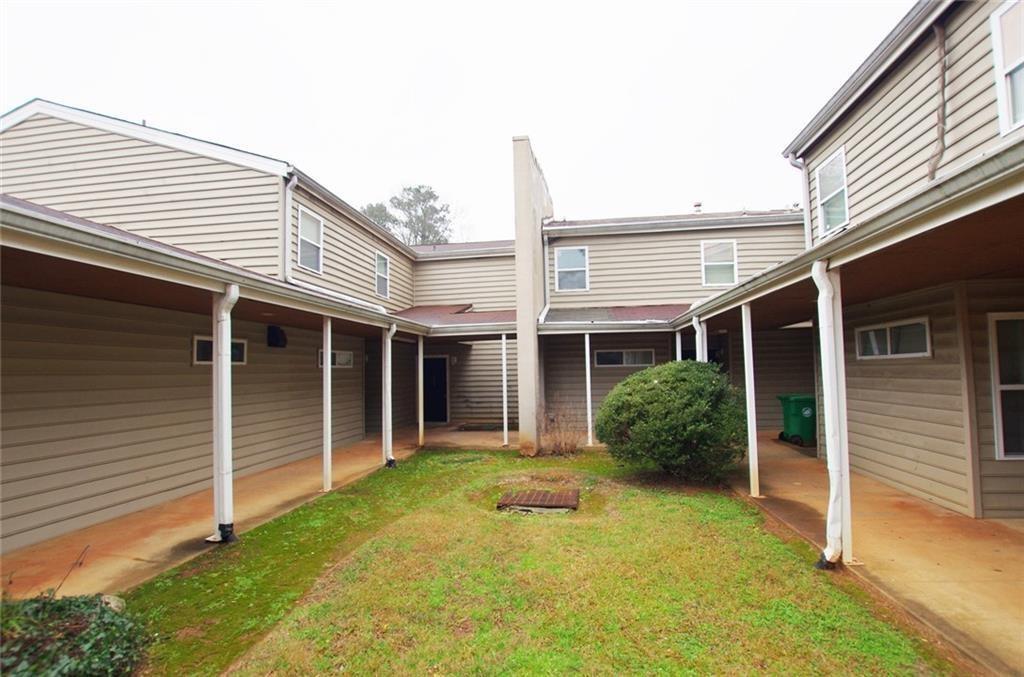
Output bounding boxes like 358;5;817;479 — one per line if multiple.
966;279;1024;518
0;114;283;274
806;1;1022;245
413;255;516;311
0;286;364;553
542;332;673;433
841;286;971;515
429;340;519;424
364;339;417;433
728;329;816;433
290;189;413;313
547;226;805;308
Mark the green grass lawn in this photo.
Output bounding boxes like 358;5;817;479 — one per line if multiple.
129;450;952;675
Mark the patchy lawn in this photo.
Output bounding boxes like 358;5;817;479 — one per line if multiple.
130;450;952;675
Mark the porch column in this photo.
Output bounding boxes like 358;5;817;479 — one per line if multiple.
741;303;761;498
322;316;332;492
675;330;682;361
382;324;396;467
417;335;425;447
811;260;853;566
501;333;509;447
692;317;708;362
584;332;593;447
208;283;239;543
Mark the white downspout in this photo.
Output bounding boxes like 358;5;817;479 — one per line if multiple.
322;316;332;492
741;303;761;498
584;332;593;447
501;333;509;447
811;260;851;566
208;283;239;543
538;234;551;323
382;323;397;466
692;316;707;362
788;154;814;250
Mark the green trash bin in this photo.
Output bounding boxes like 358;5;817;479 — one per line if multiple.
777;394;816;447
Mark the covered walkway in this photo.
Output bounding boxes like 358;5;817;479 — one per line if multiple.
0;431;422;599
734;435;1024;674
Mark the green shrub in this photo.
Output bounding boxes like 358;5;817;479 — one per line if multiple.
1;594;149;676
594;360;746;482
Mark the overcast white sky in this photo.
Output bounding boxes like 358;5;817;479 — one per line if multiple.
1;0;913;241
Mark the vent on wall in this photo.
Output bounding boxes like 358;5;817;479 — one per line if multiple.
266;325;288;348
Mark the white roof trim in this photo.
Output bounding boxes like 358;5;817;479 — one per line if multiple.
0;99;292;177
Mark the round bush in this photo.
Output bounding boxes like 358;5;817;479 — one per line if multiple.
594;360;746;482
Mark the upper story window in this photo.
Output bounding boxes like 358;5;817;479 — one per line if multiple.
992;0;1024;134
298;207;324;273
555;246;588;291
375;252;390;298
701;240;737;286
855;317;931;360
815;147;849;233
989;313;1024;459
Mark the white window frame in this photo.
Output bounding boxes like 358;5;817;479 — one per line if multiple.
554;246;589;292
700;239;738;287
854;316;932;360
192;335;247;365
990;0;1024;135
814;146;850;236
297;206;324;274
318;349;354;369
375;251;390;299
593;349;655;368
989;312;1024;460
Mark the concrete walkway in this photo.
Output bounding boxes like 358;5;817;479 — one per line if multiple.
0;432;420;598
734;436;1024;675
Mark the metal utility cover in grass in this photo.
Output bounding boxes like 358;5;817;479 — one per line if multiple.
497;489;580;513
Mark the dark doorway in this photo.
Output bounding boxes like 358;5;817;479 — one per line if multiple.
424;356;448;423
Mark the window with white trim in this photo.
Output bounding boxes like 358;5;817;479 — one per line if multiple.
855;317;931;360
815;148;849;233
990;313;1024;459
298;207;324;273
318;349;355;368
555;247;588;291
375;252;390;298
701;240;737;286
991;0;1024;134
192;336;247;365
594;349;655;367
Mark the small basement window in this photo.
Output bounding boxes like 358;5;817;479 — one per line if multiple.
594;349;655;367
855;317;930;360
991;0;1024;134
375;252;390;298
701;240;737;286
193;336;247;365
815;147;849;233
989;312;1024;459
298;207;324;273
318;349;354;368
555;246;589;291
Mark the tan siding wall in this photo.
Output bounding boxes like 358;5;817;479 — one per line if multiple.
0;286;364;553
0;114;283;274
546;225;805;308
729;329;816;433
806;1;1022;245
841;287;971;514
290;189;414;313
413;255;516;311
365;339;417;433
966;279;1024;518
428;340;519;424
542;332;674;433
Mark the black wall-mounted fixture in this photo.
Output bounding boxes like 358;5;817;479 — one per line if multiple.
266;325;288;348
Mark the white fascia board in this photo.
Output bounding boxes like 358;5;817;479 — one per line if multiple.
0;99;292;177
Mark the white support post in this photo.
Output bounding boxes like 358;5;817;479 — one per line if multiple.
382;324;396;466
417;335;425;447
675;330;682;361
322;316;332;492
501;333;509;447
831;269;854;564
584;333;593;447
741;303;761;498
208;284;239;543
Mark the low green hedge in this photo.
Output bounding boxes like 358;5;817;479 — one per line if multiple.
1;594;149;676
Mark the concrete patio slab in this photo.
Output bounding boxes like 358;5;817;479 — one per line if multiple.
733;435;1024;675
